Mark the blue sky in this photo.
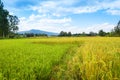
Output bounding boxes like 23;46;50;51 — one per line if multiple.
2;0;120;33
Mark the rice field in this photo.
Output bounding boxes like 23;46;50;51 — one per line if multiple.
0;37;120;80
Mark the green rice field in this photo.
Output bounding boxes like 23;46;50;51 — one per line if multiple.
0;37;120;80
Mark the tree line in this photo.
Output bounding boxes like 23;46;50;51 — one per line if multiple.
0;0;19;38
59;20;120;37
22;33;48;37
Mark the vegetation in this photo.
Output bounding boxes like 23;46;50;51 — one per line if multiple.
98;30;106;36
0;38;76;80
52;37;120;80
59;31;72;36
114;20;120;36
0;37;120;80
0;0;19;38
59;20;120;37
24;33;48;37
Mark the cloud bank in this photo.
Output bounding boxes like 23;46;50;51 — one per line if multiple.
3;0;119;33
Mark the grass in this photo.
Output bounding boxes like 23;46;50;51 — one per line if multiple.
0;37;120;80
52;37;120;80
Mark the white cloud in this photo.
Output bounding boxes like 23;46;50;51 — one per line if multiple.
30;1;100;16
84;23;115;33
3;0;120;16
61;23;115;33
39;18;71;24
98;0;120;15
12;0;118;33
101;0;120;9
19;14;72;32
29;0;120;16
19;14;115;33
107;9;120;15
73;6;101;14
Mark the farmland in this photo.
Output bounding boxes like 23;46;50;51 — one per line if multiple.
0;37;120;80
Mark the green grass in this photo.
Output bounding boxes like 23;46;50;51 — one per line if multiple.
0;37;120;80
0;38;78;80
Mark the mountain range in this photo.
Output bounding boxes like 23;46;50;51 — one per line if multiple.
18;29;58;36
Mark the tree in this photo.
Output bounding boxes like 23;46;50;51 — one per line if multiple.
59;31;65;36
98;30;106;36
0;0;19;38
8;15;19;33
114;20;120;36
59;31;66;36
81;32;86;36
67;32;72;36
89;31;97;36
59;31;72;36
0;0;9;38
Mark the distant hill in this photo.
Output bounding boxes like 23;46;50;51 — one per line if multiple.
18;29;58;36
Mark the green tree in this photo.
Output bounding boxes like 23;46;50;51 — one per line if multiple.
59;31;64;36
0;0;19;38
0;0;9;38
98;30;106;36
67;32;72;36
59;31;70;36
81;32;86;36
114;20;120;36
89;31;97;36
8;15;19;33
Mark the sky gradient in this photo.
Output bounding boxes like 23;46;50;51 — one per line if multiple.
2;0;120;33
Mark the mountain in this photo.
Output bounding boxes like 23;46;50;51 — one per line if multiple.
18;29;58;36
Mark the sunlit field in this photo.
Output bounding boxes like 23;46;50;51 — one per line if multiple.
0;37;120;80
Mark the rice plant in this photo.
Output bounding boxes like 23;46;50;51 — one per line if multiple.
0;37;120;80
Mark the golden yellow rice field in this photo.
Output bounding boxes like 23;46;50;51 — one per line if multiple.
0;37;120;80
